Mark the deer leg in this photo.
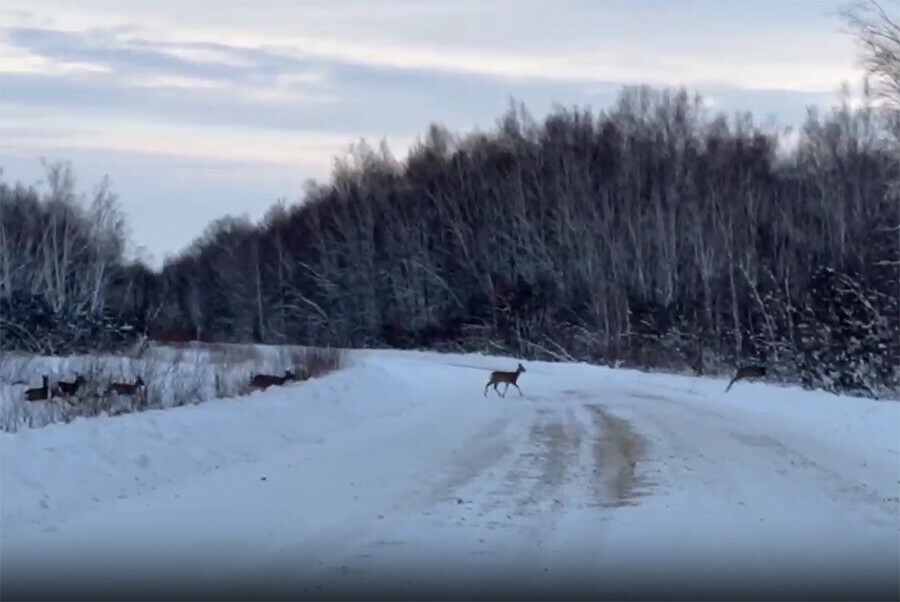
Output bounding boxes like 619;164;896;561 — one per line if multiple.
484;381;491;397
513;382;523;396
725;378;737;393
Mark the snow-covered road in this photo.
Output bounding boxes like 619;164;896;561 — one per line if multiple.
2;350;898;600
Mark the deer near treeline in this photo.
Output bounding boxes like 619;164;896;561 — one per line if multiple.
249;370;296;391
484;363;527;398
725;364;767;392
56;374;87;397
24;374;87;402
24;375;51;402
106;376;146;396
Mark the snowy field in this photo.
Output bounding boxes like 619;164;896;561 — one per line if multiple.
1;348;898;600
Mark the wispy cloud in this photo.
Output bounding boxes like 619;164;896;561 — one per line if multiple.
156;44;256;69
2;103;414;169
129;74;228;90
0;39;111;75
1;1;864;91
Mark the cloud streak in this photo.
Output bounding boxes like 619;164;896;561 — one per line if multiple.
1;1;863;90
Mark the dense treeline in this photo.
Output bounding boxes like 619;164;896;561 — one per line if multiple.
3;2;898;398
4;84;896;397
153;88;898;396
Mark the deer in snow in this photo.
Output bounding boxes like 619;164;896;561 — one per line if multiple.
249;370;296;390
24;375;51;402
107;376;146;396
484;363;526;398
56;373;87;398
725;364;767;392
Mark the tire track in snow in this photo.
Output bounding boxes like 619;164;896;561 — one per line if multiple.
584;403;650;508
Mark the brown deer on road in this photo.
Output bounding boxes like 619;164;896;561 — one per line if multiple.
24;375;51;401
249;370;296;391
725;364;767;392
107;376;146;396
484;363;526;398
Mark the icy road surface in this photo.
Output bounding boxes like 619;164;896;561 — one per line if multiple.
3;350;898;599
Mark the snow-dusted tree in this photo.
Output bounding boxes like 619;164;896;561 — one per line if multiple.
0;161;140;353
842;0;900;107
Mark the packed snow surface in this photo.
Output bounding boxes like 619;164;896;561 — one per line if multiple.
2;349;898;599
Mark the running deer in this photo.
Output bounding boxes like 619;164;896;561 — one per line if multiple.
725;364;767;392
249;370;296;390
56;373;87;397
484;363;526;398
107;376;145;396
24;375;51;401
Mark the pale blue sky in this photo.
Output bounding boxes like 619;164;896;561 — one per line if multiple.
0;0;872;266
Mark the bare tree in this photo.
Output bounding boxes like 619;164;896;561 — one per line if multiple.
842;0;900;106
